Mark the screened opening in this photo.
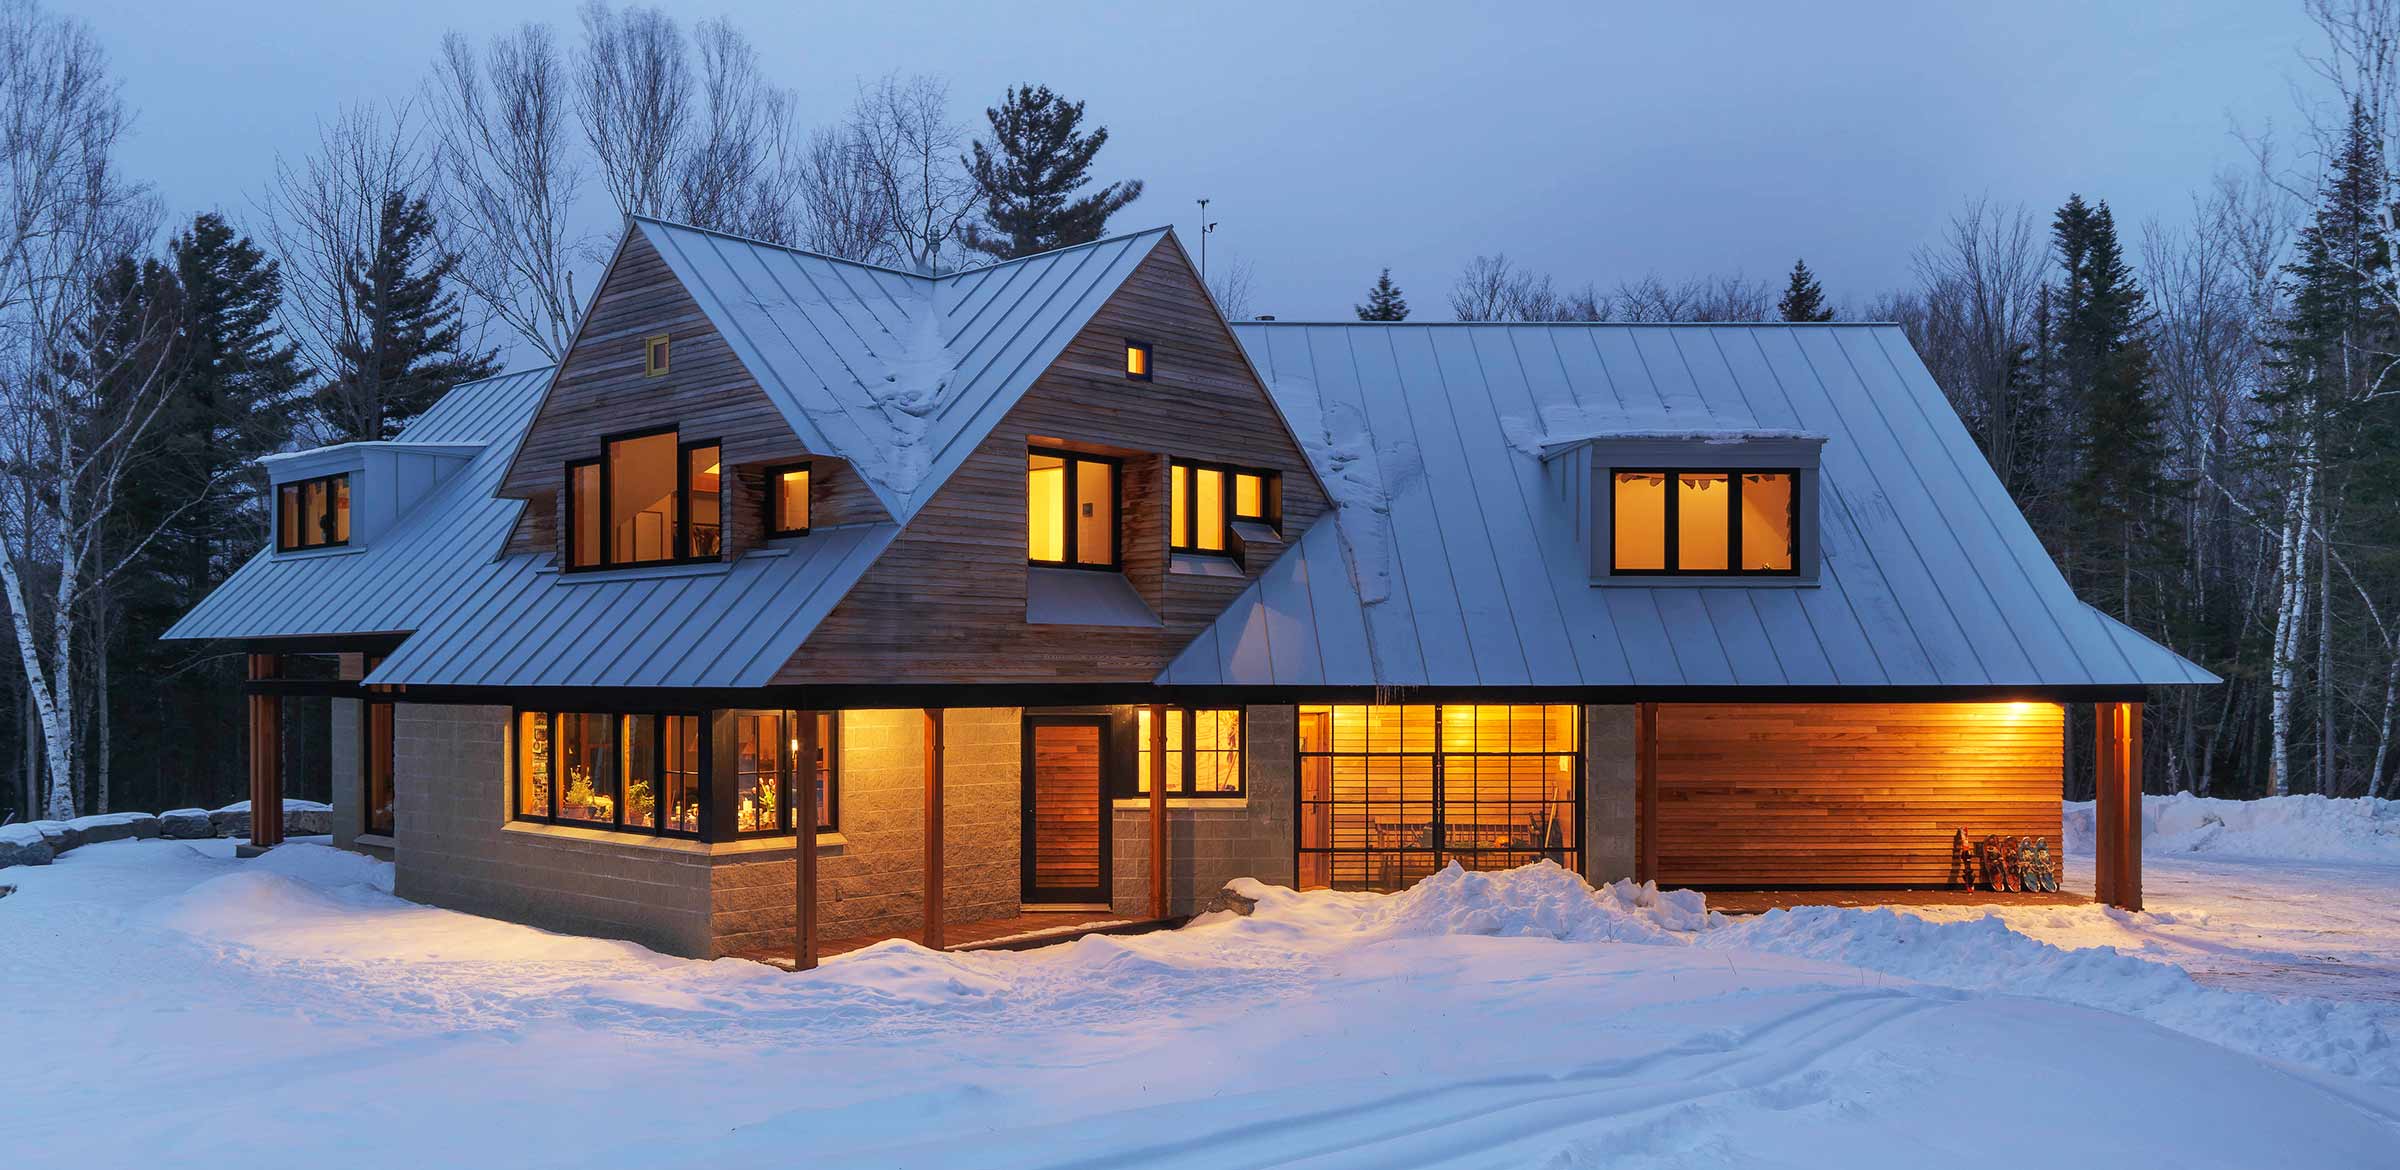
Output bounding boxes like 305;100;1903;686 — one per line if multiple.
1127;707;1244;798
769;463;811;536
1297;704;1580;892
566;428;725;569
276;472;351;552
1610;468;1797;575
1028;447;1118;568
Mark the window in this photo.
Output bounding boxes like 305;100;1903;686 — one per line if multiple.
767;463;812;536
1125;340;1152;381
1170;459;1279;554
808;712;837;832
1128;708;1244;799
1027;447;1119;569
1610;470;1796;575
1296;704;1579;892
645;334;671;377
364;700;395;837
276;472;350;552
512;711;706;839
566;428;724;569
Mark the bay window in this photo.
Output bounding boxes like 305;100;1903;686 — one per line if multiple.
513;709;832;841
565;428;723;569
1610;469;1796;575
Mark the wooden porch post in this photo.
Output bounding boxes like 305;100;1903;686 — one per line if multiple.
1148;702;1167;921
923;708;945;950
2094;701;2144;912
795;716;819;972
1634;702;1658;883
245;653;283;852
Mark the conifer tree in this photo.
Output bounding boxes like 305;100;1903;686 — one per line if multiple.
2046;194;2172;615
322;192;499;440
1356;268;1410;321
962;84;1143;260
1777;258;1834;321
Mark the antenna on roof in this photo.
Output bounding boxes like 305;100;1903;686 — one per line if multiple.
1197;198;1216;285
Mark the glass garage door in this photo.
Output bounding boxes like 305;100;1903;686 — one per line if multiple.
1296;705;1581;891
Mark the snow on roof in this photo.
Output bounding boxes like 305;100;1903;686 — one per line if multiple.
632;217;1170;524
1162;321;2216;691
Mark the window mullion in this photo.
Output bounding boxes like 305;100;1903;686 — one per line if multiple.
1663;475;1679;573
1727;472;1743;573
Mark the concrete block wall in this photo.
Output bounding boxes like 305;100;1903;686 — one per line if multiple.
391;703;717;957
328;697;363;850
1111;705;1298;916
710;707;1024;956
1585;705;1637;883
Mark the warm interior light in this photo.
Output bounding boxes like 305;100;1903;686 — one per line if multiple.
1613;473;1666;571
1126;343;1149;377
1676;472;1730;570
1027;453;1066;560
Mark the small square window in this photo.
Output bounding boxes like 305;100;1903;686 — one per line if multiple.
644;334;671;377
1125;341;1152;381
768;464;811;536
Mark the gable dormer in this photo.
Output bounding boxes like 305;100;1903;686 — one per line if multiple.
260;440;483;556
1542;430;1827;585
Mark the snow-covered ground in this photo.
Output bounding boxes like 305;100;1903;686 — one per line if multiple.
4;801;2399;1168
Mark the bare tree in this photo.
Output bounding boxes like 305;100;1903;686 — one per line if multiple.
1906;198;2048;494
258;100;431;442
575;1;687;221
427;24;585;359
1448;254;1602;321
846;75;979;272
675;19;803;244
0;0;186;819
1207;255;1256;321
797;124;893;262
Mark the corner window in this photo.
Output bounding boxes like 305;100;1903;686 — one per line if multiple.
276;473;350;552
511;709;829;841
1127;707;1244;798
1610;469;1795;575
1170;459;1279;554
565;428;723;569
729;709;837;836
1125;340;1152;381
644;334;671;377
767;463;812;536
1028;447;1119;569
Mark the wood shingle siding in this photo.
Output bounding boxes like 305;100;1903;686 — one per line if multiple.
774;242;1330;684
1648;702;2064;888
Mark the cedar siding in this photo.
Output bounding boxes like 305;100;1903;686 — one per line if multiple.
775;239;1330;684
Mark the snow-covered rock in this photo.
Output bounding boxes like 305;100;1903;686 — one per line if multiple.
0;823;53;867
65;812;160;846
158;808;214;839
209;799;333;839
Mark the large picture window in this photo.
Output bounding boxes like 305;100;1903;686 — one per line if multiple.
1297;704;1579;892
1127;707;1243;799
1027;447;1119;569
513;709;832;841
276;473;350;552
565;428;723;569
1169;459;1278;555
1610;469;1796;575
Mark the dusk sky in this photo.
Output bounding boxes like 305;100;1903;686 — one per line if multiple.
90;1;2322;338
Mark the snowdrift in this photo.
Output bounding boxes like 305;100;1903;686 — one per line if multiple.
2065;791;2400;863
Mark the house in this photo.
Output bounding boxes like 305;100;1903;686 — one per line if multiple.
164;217;2211;964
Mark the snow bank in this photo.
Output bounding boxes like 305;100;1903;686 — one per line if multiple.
2065;792;2400;864
1227;861;1715;945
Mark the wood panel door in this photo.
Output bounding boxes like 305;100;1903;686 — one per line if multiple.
1022;716;1112;904
1650;702;2064;888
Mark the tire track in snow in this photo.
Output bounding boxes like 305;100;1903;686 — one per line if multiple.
1008;989;1933;1170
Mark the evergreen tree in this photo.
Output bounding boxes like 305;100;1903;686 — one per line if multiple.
2046;194;2173;613
962;85;1143;260
322;192;499;440
1356;268;1410;320
1777;258;1835;321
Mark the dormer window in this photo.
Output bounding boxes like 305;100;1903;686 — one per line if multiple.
276;473;350;552
1170;459;1279;554
566;428;721;569
1027;447;1118;569
1611;469;1796;574
644;334;671;377
767;463;811;536
1125;341;1152;381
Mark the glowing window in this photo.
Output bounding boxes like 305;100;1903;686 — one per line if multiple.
1610;468;1798;575
1028;447;1118;568
1130;707;1244;798
768;464;811;536
568;461;601;568
1126;340;1152;380
565;428;724;569
1170;458;1279;554
275;472;350;552
684;443;721;558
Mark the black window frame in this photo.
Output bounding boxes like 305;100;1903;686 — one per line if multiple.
1169;458;1281;555
1122;706;1246;800
509;708;839;842
564;425;727;571
1125;339;1153;381
363;696;395;837
765;461;813;537
1026;445;1123;571
275;471;351;552
1607;467;1801;577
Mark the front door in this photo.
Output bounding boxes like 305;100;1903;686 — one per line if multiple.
1022;716;1112;905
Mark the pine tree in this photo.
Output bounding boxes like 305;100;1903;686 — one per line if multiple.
1356;269;1409;320
1777;258;1834;321
322;192;499;440
962;85;1143;260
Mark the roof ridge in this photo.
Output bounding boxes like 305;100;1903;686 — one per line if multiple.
629;214;932;280
1231;320;1902;328
934;224;1174;282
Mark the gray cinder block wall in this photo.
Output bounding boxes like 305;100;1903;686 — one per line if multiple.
329;697;363;851
1585;705;1637;884
1111;705;1297;916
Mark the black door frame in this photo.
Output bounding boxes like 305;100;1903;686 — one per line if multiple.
1021;714;1114;904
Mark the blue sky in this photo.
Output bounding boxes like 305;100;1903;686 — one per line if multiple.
89;0;2320;333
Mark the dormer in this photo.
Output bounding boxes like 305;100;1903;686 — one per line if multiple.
1541;430;1828;585
259;440;484;556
